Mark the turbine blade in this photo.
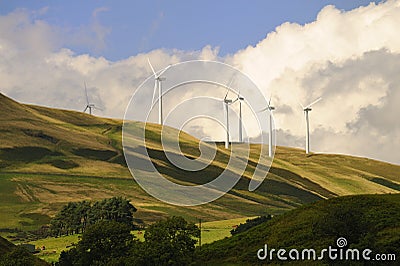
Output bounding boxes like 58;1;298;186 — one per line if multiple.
147;58;156;76
224;88;229;100
299;101;305;109
84;81;89;104
305;97;322;108
257;106;269;113
158;64;171;77
93;106;103;111
228;76;234;88
268;91;273;106
83;106;88;112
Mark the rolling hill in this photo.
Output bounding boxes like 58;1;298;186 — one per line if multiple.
197;194;400;265
0;92;399;231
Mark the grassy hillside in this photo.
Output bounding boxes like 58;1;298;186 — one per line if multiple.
198;194;400;265
1;92;399;232
0;236;49;265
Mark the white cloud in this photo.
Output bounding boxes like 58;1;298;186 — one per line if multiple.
1;1;400;164
228;0;400;164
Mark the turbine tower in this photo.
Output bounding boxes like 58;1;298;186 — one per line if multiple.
236;91;244;143
83;82;100;115
259;97;275;157
300;97;322;154
148;58;171;125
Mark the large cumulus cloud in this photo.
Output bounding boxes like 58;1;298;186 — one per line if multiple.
229;1;400;164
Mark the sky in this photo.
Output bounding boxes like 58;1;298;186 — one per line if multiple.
0;0;382;60
1;0;400;165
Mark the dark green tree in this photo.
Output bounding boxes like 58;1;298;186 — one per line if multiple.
133;216;200;266
50;197;137;237
58;220;135;266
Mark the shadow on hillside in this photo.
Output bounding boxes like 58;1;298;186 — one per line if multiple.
124;145;331;206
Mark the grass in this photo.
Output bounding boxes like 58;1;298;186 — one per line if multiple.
29;234;80;263
198;217;256;245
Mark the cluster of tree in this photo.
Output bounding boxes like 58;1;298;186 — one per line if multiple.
57;216;200;266
50;197;137;236
230;215;272;235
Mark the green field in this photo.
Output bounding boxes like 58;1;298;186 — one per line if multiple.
199;217;256;245
29;234;80;263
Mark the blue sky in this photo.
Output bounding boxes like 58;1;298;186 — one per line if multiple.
0;0;381;60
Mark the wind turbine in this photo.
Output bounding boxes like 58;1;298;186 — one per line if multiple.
236;91;244;143
148;58;171;125
258;96;275;157
300;97;322;154
222;78;238;149
83;82;100;115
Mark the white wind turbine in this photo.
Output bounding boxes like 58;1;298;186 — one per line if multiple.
222;85;238;149
258;96;275;157
300;97;322;154
83;82;101;115
148;58;171;125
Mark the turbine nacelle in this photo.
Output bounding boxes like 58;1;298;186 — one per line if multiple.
300;97;322;111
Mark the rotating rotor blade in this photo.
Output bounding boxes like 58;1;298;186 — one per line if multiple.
158;64;171;77
224;75;235;101
84;81;89;104
228;76;234;88
237;89;244;101
257;106;269;113
268;93;272;107
224;88;229;100
147;58;156;76
305;97;322;109
92;105;103;111
83;106;88;113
